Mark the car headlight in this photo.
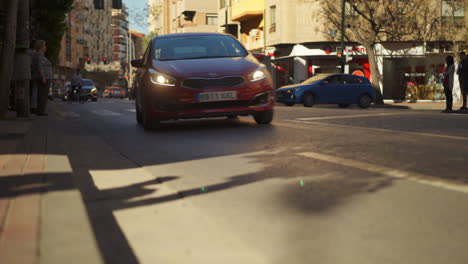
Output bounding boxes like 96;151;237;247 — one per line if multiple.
149;68;176;86
248;67;268;82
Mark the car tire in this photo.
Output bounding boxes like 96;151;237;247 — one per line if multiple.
302;93;315;107
284;102;295;106
136;100;143;124
142;109;159;130
92;98;97;102
338;104;349;108
253;110;273;124
141;99;160;130
358;94;372;108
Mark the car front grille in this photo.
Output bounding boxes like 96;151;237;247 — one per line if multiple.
183;77;245;89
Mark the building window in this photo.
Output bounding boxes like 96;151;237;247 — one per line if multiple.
442;0;465;18
206;14;218;25
441;0;465;28
269;5;276;33
220;0;226;9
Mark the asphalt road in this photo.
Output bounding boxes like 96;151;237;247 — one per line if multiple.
45;98;468;264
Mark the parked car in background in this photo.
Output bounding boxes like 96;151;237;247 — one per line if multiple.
103;86;127;99
132;32;275;129
275;73;375;108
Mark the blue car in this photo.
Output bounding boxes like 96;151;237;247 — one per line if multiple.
275;74;375;108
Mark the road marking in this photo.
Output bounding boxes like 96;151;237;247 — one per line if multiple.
295;112;411;121
125;109;136;113
280;120;468;141
298;151;468;194
91;109;121;116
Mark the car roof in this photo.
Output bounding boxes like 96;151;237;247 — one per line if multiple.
153;32;231;40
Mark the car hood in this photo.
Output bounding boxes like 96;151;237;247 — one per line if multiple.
81;86;95;90
277;84;306;91
151;56;260;79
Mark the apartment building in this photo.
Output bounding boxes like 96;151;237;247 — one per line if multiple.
112;5;130;63
223;0;467;101
148;0;218;35
131;30;146;59
58;0;113;72
228;0;265;52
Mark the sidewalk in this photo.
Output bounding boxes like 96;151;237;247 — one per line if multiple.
379;100;466;111
0;111;45;264
0;109;102;264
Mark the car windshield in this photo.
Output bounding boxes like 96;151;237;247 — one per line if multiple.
153;35;248;61
302;74;331;84
82;80;94;86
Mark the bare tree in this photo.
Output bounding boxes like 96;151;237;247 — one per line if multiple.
319;0;441;103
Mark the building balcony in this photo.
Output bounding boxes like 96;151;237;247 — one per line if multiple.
231;0;264;22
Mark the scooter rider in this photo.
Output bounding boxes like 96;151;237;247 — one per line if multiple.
70;68;83;102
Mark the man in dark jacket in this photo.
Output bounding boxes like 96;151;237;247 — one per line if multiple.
458;52;468;110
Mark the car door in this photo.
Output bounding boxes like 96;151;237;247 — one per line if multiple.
319;75;343;103
341;75;360;104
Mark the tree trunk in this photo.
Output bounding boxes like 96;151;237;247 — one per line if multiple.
0;0;18;117
12;0;30;117
366;44;384;104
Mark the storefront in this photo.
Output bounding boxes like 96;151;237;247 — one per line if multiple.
268;44;369;88
382;56;446;101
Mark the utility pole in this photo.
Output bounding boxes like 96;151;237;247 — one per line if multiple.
339;0;346;74
0;0;19;117
12;0;30;117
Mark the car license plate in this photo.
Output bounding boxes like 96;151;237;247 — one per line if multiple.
198;91;237;102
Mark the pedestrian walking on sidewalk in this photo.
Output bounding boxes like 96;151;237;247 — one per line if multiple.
458;52;468;111
31;40;53;116
442;55;455;113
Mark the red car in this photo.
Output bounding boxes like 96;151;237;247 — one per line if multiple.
131;32;275;129
103;86;126;99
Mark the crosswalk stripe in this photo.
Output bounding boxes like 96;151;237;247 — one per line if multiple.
57;111;80;118
91;109;121;116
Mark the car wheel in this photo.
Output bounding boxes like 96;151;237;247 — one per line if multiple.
253;110;273;124
302;93;315;107
136;99;142;124
338;104;349;108
92;98;97;102
284;102;295;106
358;94;372;108
141;100;160;130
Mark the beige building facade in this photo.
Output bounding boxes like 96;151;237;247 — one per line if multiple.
58;0;113;71
148;0;218;35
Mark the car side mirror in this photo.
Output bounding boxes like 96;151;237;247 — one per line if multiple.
131;58;144;68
